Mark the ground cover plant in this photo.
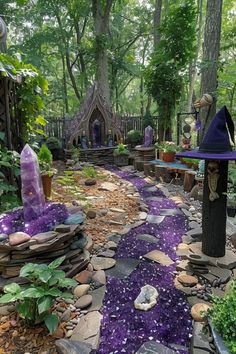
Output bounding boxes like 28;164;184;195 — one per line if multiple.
0;256;77;334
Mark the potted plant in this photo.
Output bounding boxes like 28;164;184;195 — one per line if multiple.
113;143;130;166
155;141;177;162
46;137;62;160
38;144;57;199
223;191;236;217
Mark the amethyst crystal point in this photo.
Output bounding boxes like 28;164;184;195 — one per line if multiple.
144;125;153;147
20;144;45;222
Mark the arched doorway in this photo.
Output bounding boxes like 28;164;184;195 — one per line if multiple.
89;109;105;147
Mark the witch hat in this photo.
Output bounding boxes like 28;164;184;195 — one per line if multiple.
177;106;236;160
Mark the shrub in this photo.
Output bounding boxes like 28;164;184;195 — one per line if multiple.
46;137;62;150
38;144;53;166
0;256;77;334
126;130;143;146
114;143;129;156
82;166;98;179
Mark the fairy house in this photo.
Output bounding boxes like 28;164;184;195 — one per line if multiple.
67;83;122;148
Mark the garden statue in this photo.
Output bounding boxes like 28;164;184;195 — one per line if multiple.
81;131;88;149
144;125;153;147
92;119;101;147
20;144;45;221
107;129;113;147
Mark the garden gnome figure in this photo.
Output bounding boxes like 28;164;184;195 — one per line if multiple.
177;106;236;257
81;131;88;149
107;129;113;147
0;17;7;53
144;125;153;147
20;144;45;222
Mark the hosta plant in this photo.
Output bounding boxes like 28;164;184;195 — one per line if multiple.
0;256;77;333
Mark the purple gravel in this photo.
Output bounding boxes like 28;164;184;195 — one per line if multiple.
96;168;192;354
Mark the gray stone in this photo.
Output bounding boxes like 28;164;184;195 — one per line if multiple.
144;250;174;266
136;341;176;354
87;286;106;312
107;234;121;244
105;241;117;250
65;214;85;225
192;322;214;353
97;250;115;258
145;196;163;202
0;234;8;242
60;309;71;322
144;186;157;192
182;209;192;217
207;266;231;282
134;285;158;311
178;203;189;210
86;210;96;219
187;254;209;266
189;221;201;229
84;178;97;186
54;225;71;233
0;304;15;315
70;311;102;344
99;182;118;192
92;270;106;286
106;258;140;279
187;296;211;307
136;234;159;244
70;235;88;250
186;228;202;238
97;208;108;216
75;295;93;309
55;339;92;354
91;257;116;270
146;215;165;224
160;209;182;216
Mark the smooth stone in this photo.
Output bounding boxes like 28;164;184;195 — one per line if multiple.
105;258;140;279
73;284;90;298
0;304;15;315
182;209;192;217
144;250;174;266
178;203;189;210
0;234;8;242
192;322;213;353
105;241;117;250
177;274;198;287
87;286;106;312
191;303;211;322
207;266;231;282
146;215;165;224
54;224;71;233
134;285;158;311
186;228;202;238
139;212;147;220
189;221;201;229
136;234;159;244
110;207;125;213
107;234;121;244
187;254;209;265
99;182;118;192
86;210;96;219
97;250;115;258
92;270;106;286
9;232;31;246
55;339;92;354
31;231;58;244
65;330;73;338
159;209;182;216
74;270;92;284
65;214;84;225
60;308;71;322
145;196;163;202
70;311;102;342
84;178;96;186
91;257;116;271
75;295;93;309
136;341;176;354
144;186;157;192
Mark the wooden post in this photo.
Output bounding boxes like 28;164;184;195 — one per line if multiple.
202;160;228;257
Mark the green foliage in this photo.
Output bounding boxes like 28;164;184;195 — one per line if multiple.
56;171;85;200
82;166;98;179
126;130;143;146
0;256;77;333
114;143;129;156
155;141;177;153
208;280;236;353
37;144;56;176
71;147;80;162
0;146;21;212
0;53;48;141
46;137;62;150
142;113;155;130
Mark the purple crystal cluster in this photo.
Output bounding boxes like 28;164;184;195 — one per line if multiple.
97;168;192;354
0;203;68;236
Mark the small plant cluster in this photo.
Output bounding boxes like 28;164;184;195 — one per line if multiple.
208;280;236;353
114;143;129;156
56;171;85;200
0;256;77;333
155;141;177;153
82;166;98;179
37;144;57;176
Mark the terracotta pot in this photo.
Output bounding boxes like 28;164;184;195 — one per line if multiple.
162;152;176;163
41;174;53;199
159;150;164;160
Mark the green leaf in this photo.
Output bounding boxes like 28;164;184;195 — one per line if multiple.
38;270;52;283
58;278;77;288
35;115;47;126
45;288;62;297
61;292;74;299
0;293;18;303
20;263;35;277
0;132;5;141
21;287;44;298
4;283;21;294
37;296;53;314
34;128;47;137
48;256;65;270
16;300;33;319
44;313;59;334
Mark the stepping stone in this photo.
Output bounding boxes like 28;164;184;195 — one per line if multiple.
145;196;163;202
217;250;236;269
187;296;211;307
106;258;140;279
91;257;116;270
207;266;231;282
87;286;106;311
136;341;176;354
177;274;198;287
107;234;121;243
55;339;92;354
189;221;200;229
146;215;165;224
136;234;160;244
192;322;213;353
54;225;70;233
97;250;115;258
160;209;182;216
99;182;118;192
70;311;102;343
75;295;93;309
144;250;174;266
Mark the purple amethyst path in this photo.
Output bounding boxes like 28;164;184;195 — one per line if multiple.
97;169;192;354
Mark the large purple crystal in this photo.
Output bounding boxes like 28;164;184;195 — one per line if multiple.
20;144;45;221
144;125;153;147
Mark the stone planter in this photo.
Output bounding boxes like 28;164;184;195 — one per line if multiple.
162;152;176;162
114;154;129;166
209;321;230;354
41;174;53;199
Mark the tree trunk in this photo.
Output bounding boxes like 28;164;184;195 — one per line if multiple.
199;0;223;142
0;17;7;53
202;160;228;257
61;54;69;114
187;0;203;112
154;0;162;48
92;0;113;105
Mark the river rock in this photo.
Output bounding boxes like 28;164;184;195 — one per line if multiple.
32;231;58;243
85;179;96;186
75;295;93;309
177;274;198;287
65;214;84;225
191;303;211;322
9;232;31;246
54;224;71;233
55;339;92;354
86;210;96;219
74;270;92;284
91;257;116;270
73;284;90;298
0;234;8;242
134;285;159;311
92;270;106;286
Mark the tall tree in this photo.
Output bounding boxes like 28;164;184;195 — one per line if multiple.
199;0;223;141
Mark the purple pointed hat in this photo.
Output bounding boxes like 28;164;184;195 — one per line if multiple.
177;106;236;160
